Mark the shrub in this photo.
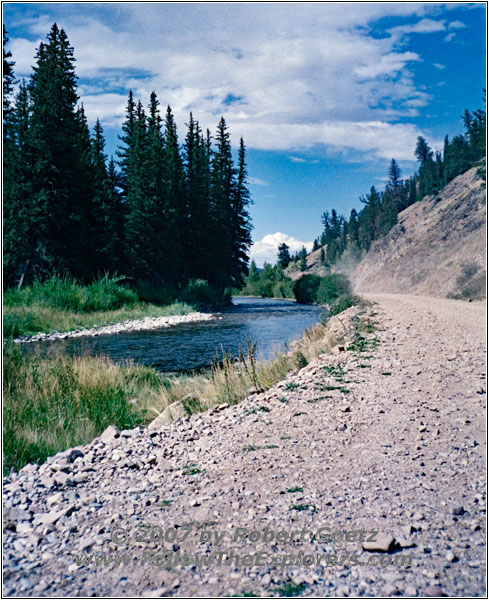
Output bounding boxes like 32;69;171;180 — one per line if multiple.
327;294;361;316
293;274;322;304
316;273;351;304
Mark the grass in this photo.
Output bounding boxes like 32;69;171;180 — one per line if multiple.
3;344;166;474
4;275;196;338
4;297;372;474
273;582;308;597
289;504;316;512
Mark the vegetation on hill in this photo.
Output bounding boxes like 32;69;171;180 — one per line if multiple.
307;100;486;270
3;24;252;302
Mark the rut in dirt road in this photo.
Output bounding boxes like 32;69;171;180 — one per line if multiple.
3;294;486;598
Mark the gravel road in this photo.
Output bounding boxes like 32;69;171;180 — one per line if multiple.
3;294;486;598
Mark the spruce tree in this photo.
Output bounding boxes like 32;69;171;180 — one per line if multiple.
26;24;91;277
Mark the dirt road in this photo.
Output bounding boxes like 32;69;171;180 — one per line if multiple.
3;294;486;597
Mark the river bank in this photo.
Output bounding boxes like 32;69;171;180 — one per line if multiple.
12;311;216;344
3;299;342;473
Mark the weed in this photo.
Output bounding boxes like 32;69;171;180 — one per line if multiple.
285;486;303;493
278;396;288;403
273;582;307;597
183;462;201;476
285;382;299;391
289;504;316;512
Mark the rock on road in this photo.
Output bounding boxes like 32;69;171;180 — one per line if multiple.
3;294;486;597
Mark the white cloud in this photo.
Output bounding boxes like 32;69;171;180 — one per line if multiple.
6;5;458;159
289;156;320;164
444;33;456;42
250;232;313;267
448;20;467;30
248;177;269;186
433;63;446;70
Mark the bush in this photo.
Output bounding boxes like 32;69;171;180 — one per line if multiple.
293;274;322;304
135;280;175;306
316;273;351;304
327;294;361;316
4;274;138;313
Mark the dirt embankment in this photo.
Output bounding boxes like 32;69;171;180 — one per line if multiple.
3;294;486;598
354;168;486;299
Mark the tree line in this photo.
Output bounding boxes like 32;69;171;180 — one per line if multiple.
3;24;252;297
310;103;486;268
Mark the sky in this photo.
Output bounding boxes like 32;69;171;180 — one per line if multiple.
3;2;486;265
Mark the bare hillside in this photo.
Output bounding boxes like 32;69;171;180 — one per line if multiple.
354;167;486;298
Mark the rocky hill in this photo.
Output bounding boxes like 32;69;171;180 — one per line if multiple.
291;167;486;299
354;167;486;299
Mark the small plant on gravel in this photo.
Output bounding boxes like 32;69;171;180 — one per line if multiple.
382;371;392;376
159;499;173;506
183;462;201;475
230;592;259;598
289;504;316;512
278;396;288;403
264;444;279;449
243;445;261;452
273;581;308;597
246;405;271;415
293;411;307;417
285;382;299;391
285;486;303;493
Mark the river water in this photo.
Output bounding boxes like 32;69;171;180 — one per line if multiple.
22;297;323;372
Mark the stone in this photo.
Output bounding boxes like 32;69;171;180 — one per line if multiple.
100;425;120;443
446;550;456;562
362;533;394;552
68;449;84;463
148;402;186;430
424;585;444;597
451;506;464;516
405;585;417;596
382;583;397;596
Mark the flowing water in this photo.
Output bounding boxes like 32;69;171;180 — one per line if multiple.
22;297;322;372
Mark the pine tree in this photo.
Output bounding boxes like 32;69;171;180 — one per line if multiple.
209;117;235;290
162;105;185;284
277;243;291;268
230;137;252;286
24;24;94;278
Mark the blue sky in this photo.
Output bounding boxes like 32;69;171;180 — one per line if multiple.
3;2;486;265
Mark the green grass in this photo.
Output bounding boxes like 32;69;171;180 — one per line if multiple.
273;582;307;597
289;504;316;512
3;344;167;474
4;275;196;338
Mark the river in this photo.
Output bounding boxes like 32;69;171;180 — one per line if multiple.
22;297;323;372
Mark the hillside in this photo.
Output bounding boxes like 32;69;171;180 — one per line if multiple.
354;167;486;299
290;167;486;299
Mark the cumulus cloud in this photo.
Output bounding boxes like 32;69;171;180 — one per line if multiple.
250;232;313;267
433;63;446;70
448;20;467;30
5;4;457;158
444;32;456;42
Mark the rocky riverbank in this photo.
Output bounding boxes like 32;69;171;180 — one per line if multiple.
3;295;486;597
12;311;217;344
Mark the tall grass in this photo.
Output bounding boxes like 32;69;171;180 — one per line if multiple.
3;274;195;338
3;343;168;473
